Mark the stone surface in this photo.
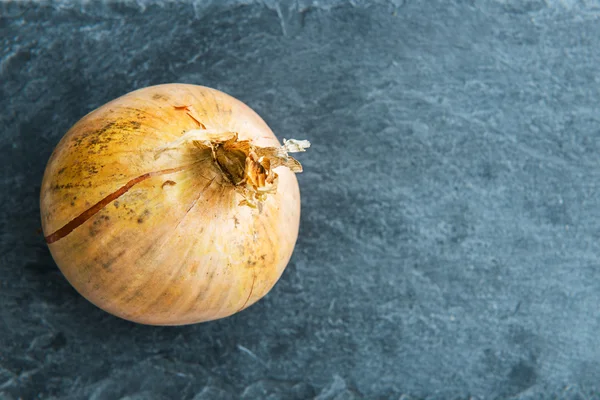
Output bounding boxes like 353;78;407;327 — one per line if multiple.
1;0;600;398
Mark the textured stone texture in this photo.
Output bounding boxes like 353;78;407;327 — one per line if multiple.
1;0;600;398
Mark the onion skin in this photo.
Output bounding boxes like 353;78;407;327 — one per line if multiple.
40;84;301;325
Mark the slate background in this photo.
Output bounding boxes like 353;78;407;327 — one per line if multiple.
2;0;600;399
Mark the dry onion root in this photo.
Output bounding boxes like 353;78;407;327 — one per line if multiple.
40;84;309;325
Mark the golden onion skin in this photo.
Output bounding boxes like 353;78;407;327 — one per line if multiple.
40;84;300;325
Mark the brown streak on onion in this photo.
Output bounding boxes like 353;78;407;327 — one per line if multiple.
186;112;206;129
173;104;206;129
44;163;197;244
238;271;256;312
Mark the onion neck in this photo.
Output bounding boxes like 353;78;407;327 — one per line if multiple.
214;144;248;186
156;130;310;208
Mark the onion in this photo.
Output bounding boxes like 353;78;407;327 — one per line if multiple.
40;84;309;325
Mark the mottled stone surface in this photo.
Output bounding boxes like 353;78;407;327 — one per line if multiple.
2;0;600;398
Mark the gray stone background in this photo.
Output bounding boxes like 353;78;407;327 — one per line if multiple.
1;0;600;398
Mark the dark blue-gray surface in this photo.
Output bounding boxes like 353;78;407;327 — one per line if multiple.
1;0;600;399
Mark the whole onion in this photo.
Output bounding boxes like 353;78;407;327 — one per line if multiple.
40;84;309;325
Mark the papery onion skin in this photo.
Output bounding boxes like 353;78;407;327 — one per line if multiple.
40;84;301;325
